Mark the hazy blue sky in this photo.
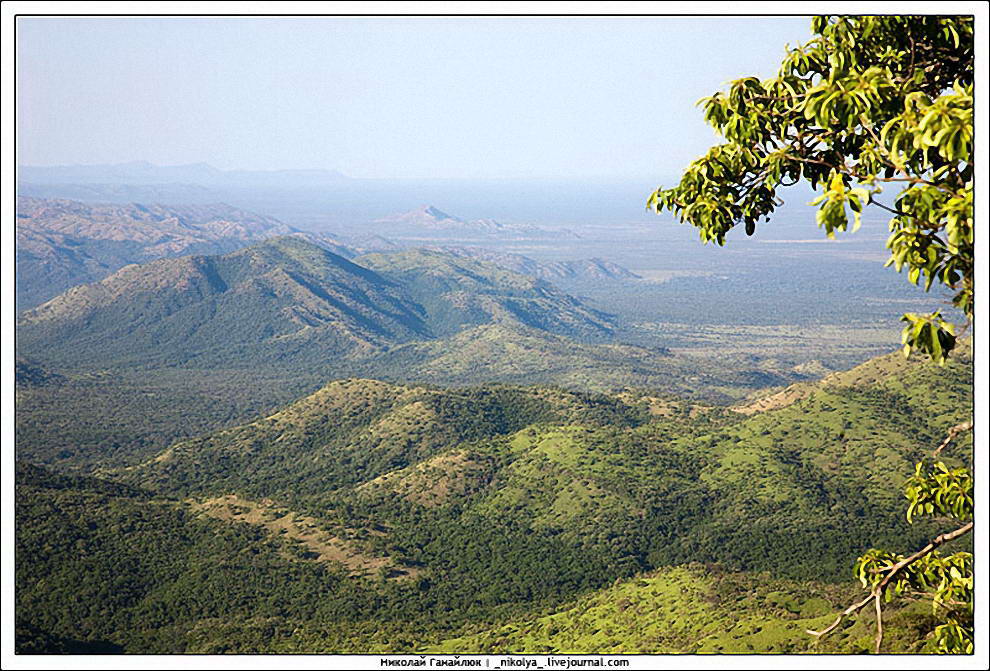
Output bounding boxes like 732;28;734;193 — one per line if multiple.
17;16;813;180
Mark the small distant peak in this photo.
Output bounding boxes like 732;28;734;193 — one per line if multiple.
374;205;466;226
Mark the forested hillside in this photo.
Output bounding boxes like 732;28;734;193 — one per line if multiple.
17;237;430;368
15;345;972;653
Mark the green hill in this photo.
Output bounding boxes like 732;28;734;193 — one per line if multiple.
16;239;828;474
120;379;646;499
15;345;972;654
120;344;971;581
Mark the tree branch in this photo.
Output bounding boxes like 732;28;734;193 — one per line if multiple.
874;593;883;654
806;593;875;639
807;521;974;650
874;522;973;593
933;421;973;459
869;199;911;218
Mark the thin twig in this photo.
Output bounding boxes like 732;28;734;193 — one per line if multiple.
869;200;911;217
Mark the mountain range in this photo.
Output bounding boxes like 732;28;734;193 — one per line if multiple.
15;197;294;308
16;237;616;369
15;342;973;653
421;245;640;283
15;196;638;311
17;233;822;410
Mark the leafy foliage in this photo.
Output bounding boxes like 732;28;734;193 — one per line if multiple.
648;15;973;364
851;446;974;654
904;460;972;523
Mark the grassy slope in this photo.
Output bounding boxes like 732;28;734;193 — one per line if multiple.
121;379;646;499
432;564;938;654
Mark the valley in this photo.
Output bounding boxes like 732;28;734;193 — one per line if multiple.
13;189;975;657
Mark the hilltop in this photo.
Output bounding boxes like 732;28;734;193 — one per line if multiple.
121;379;647;498
14;196;366;310
15;197;296;308
16;236;838;474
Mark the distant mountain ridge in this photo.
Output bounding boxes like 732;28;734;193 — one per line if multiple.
18;237;428;368
15;196;358;309
17;235;821;397
423;245;640;283
343;236;639;284
17;181;222;205
17;237;619;370
15;196;634;312
373;205;579;240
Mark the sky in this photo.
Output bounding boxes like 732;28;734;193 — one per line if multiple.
16;16;814;180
